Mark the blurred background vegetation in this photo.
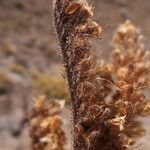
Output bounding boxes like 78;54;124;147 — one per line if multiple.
0;0;149;149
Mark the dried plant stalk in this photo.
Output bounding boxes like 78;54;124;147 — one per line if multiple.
53;0;150;149
53;0;108;149
29;96;66;150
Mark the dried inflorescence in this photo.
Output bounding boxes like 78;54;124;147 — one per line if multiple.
112;20;150;85
53;0;106;149
29;96;66;150
53;0;149;149
109;20;150;149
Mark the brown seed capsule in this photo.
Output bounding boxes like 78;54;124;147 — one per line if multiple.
82;3;93;17
89;22;102;37
77;21;102;37
65;3;82;15
74;123;85;140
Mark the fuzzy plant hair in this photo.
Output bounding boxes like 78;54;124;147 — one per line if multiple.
53;0;150;150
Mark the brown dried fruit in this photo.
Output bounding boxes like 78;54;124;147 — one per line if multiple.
65;3;82;15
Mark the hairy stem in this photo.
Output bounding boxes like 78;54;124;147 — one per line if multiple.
53;0;102;149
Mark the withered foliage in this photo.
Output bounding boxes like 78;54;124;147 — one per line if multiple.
53;0;149;150
29;96;66;150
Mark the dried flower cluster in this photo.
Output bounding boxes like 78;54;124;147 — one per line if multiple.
53;0;104;149
109;20;150;149
29;96;66;150
53;0;150;150
53;0;149;150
